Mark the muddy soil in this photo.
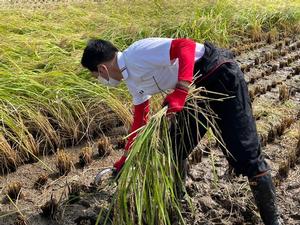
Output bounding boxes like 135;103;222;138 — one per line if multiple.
0;35;300;225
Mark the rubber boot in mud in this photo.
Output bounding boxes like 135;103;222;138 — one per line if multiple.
174;158;188;199
249;172;282;225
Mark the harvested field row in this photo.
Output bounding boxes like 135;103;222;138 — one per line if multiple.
237;38;300;102
268;121;300;185
230;32;299;55
237;38;300;68
248;66;300;102
252;79;300;146
244;50;300;85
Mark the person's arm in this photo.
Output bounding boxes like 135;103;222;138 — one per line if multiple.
113;99;150;172
163;38;196;114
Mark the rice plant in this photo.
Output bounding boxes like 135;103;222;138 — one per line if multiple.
40;195;59;219
6;182;22;201
68;182;81;204
55;149;73;176
78;146;93;167
0;72;130;172
34;174;48;189
97;136;112;157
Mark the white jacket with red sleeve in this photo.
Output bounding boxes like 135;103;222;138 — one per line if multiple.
117;37;205;105
113;37;205;171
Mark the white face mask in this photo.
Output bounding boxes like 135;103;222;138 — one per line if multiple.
97;75;121;87
97;66;121;87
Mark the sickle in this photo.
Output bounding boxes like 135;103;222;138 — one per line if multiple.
94;167;115;185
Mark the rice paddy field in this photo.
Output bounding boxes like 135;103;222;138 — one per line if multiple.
0;0;300;224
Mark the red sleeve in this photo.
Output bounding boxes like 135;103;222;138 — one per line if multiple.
170;38;196;83
124;99;150;152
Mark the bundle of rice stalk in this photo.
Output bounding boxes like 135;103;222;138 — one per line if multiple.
98;109;182;225
97;87;226;225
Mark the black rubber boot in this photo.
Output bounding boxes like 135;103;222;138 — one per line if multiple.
249;172;282;225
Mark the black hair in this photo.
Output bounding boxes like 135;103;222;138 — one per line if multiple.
81;39;118;72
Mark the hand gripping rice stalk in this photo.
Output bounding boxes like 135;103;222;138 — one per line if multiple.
97;87;228;225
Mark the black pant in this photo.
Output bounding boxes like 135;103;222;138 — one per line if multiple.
170;43;269;178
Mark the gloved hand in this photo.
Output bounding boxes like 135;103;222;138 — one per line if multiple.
113;155;127;173
163;87;188;115
113;100;149;175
